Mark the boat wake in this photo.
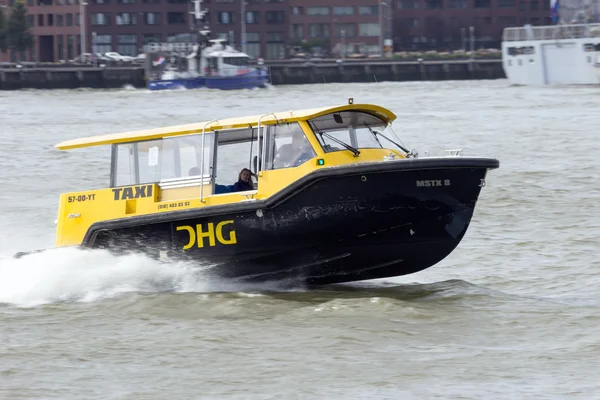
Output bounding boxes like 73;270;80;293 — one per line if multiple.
0;247;304;308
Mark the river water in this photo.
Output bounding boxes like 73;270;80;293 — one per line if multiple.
1;80;599;399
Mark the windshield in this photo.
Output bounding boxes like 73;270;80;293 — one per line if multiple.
307;111;405;154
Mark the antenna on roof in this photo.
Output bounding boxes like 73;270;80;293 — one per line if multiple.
190;0;208;23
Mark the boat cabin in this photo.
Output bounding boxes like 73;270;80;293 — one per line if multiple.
54;103;406;247
204;44;253;77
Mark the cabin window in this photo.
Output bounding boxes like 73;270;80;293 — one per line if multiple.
265;122;316;170
223;57;250;66
214;127;260;190
111;133;214;187
308;111;399;154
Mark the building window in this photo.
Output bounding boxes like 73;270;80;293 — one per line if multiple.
292;6;303;15
145;12;160;25
94;0;108;3
246;11;259;24
76;13;80;26
497;0;515;7
66;13;73;26
57;35;64;60
530;0;539;9
118;34;137;56
27;15;34;27
117;0;135;3
266;11;284;23
143;34;160;45
424;0;442;9
335;23;356;37
167;12;185;24
359;23;380;37
266;43;284;60
333;6;354;15
93;34;112;53
116;13;136;25
245;32;261;58
266;32;284;42
307;6;329;16
38;14;44;26
47;14;54;26
398;0;418;9
91;13;110;26
309;23;330;38
218;11;233;24
474;0;491;7
67;35;74;60
358;6;378;15
142;0;160;3
448;0;467;8
290;24;304;40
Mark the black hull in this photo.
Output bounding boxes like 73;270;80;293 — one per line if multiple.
83;157;499;285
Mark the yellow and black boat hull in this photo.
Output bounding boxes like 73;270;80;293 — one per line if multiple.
68;157;499;285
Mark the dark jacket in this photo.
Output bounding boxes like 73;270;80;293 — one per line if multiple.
233;180;254;192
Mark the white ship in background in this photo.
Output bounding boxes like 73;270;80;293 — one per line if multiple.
502;0;600;85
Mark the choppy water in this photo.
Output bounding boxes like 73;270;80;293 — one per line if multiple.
1;80;599;399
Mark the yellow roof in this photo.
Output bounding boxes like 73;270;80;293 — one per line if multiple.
56;104;397;150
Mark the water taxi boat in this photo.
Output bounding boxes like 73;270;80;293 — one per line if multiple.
17;101;499;285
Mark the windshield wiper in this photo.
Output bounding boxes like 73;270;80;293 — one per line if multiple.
319;131;360;157
364;123;410;154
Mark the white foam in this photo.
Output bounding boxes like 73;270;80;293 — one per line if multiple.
0;247;213;307
0;247;304;308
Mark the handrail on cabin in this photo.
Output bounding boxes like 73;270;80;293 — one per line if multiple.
200;119;218;202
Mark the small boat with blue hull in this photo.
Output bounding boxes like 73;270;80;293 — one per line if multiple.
148;68;269;91
15;100;499;285
145;0;269;91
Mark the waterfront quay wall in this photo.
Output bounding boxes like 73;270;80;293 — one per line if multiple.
268;59;504;85
0;67;145;90
0;60;504;90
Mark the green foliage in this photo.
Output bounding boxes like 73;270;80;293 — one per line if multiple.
6;0;34;55
0;9;7;53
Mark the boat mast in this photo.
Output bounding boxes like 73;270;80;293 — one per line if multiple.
190;0;209;73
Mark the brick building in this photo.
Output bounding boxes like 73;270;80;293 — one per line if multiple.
0;0;553;62
288;1;393;57
208;0;288;60
393;0;552;50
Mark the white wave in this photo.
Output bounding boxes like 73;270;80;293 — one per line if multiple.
0;247;304;308
0;248;208;307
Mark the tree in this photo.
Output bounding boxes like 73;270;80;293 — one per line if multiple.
0;9;7;53
7;0;34;60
